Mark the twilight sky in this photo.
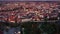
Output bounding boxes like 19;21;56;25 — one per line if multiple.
0;0;60;1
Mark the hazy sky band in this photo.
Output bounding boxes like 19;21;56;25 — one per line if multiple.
0;0;60;1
